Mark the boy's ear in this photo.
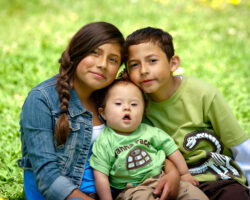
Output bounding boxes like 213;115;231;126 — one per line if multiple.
170;55;181;73
98;107;106;120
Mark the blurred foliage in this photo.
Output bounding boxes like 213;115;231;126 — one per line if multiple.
0;0;249;199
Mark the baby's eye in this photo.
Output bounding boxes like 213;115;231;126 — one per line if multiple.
131;103;137;107
115;102;121;106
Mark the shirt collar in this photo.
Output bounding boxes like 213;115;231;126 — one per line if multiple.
68;89;90;117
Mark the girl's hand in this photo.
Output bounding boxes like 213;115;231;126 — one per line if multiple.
181;173;199;186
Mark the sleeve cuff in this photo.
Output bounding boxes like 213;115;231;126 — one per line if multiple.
89;157;109;176
44;175;78;200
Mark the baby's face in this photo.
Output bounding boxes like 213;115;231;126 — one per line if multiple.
100;82;144;135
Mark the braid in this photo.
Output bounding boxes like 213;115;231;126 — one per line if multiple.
54;22;125;145
56;50;73;145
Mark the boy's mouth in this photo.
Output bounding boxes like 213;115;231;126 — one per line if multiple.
123;114;131;121
142;79;153;84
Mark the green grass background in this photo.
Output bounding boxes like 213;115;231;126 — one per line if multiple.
0;0;249;199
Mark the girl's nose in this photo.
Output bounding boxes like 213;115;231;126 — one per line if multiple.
97;56;107;69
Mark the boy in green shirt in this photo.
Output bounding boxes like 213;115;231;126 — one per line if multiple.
124;27;250;200
89;78;208;200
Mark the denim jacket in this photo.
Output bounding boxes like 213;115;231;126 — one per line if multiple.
18;76;93;200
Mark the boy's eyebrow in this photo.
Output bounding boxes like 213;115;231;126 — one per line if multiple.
128;53;158;62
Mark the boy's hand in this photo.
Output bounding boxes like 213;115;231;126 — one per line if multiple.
181;173;199;186
154;159;180;200
153;172;180;200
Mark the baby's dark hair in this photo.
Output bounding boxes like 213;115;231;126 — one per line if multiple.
124;27;175;62
93;70;147;113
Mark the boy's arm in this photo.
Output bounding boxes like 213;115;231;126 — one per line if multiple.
154;159;180;200
168;150;199;186
231;139;250;190
93;170;112;200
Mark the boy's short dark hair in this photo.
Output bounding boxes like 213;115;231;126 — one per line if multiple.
124;27;175;62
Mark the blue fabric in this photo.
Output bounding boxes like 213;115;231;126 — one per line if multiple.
18;76;93;200
80;145;96;194
23;146;97;199
24;170;46;200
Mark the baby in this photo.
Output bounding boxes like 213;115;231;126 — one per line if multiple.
89;75;208;200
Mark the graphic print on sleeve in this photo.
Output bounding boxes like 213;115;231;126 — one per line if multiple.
183;130;241;180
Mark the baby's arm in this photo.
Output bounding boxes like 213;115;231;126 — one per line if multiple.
93;170;112;200
168;150;199;186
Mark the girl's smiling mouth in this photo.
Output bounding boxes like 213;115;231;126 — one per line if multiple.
91;72;105;79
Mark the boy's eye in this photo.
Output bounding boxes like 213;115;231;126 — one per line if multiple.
150;59;157;63
129;62;138;68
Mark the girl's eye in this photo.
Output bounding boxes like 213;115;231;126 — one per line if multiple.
109;57;118;64
91;50;99;55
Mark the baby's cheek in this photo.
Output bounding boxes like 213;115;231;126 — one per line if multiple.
135;112;144;122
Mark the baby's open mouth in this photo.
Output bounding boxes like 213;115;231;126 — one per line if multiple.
123;114;131;120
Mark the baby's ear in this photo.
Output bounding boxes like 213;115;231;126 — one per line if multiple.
170;55;181;73
98;107;106;120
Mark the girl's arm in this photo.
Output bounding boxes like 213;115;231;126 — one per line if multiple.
168;150;199;186
21;90;77;199
154;159;180;200
94;170;112;200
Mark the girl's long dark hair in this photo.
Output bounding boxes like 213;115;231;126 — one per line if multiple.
56;22;124;145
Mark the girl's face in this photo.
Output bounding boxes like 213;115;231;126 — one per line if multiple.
73;43;122;93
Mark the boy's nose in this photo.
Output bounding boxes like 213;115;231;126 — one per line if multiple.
140;63;149;75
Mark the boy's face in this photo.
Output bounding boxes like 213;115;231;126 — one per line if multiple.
127;42;178;96
99;83;144;134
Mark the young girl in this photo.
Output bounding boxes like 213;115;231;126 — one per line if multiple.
18;22;124;200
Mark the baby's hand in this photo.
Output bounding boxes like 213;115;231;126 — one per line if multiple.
181;173;199;186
